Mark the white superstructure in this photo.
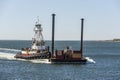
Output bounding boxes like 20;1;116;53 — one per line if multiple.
32;18;45;50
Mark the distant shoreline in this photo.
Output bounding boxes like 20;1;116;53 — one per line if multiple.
0;39;120;42
96;39;120;42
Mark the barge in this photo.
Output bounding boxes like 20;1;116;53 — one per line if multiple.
49;14;87;64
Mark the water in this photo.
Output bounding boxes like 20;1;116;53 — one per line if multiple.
0;40;120;80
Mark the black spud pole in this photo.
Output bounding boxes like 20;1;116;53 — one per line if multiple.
80;18;84;57
51;14;55;57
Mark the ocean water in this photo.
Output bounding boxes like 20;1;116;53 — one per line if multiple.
0;40;120;80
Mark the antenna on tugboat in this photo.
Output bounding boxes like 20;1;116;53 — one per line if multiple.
36;16;40;24
80;18;84;57
51;13;56;58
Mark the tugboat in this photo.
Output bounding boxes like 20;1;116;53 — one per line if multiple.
14;19;50;59
49;14;87;64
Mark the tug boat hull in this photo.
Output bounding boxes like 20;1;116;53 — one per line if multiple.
14;52;50;59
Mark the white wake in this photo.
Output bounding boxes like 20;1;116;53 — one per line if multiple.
29;59;51;64
0;52;15;60
85;57;96;63
0;48;19;60
0;48;20;52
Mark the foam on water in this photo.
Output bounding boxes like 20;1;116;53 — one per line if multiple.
0;48;19;60
0;52;25;61
0;52;16;60
85;57;96;63
29;59;51;64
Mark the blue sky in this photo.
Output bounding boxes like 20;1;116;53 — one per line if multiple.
0;0;120;40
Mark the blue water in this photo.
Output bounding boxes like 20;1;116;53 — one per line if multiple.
0;40;120;80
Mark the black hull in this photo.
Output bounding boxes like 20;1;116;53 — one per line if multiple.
50;58;87;64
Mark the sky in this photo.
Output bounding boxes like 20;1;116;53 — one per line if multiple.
0;0;120;40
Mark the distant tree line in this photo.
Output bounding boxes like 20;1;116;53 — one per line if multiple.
113;39;120;41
